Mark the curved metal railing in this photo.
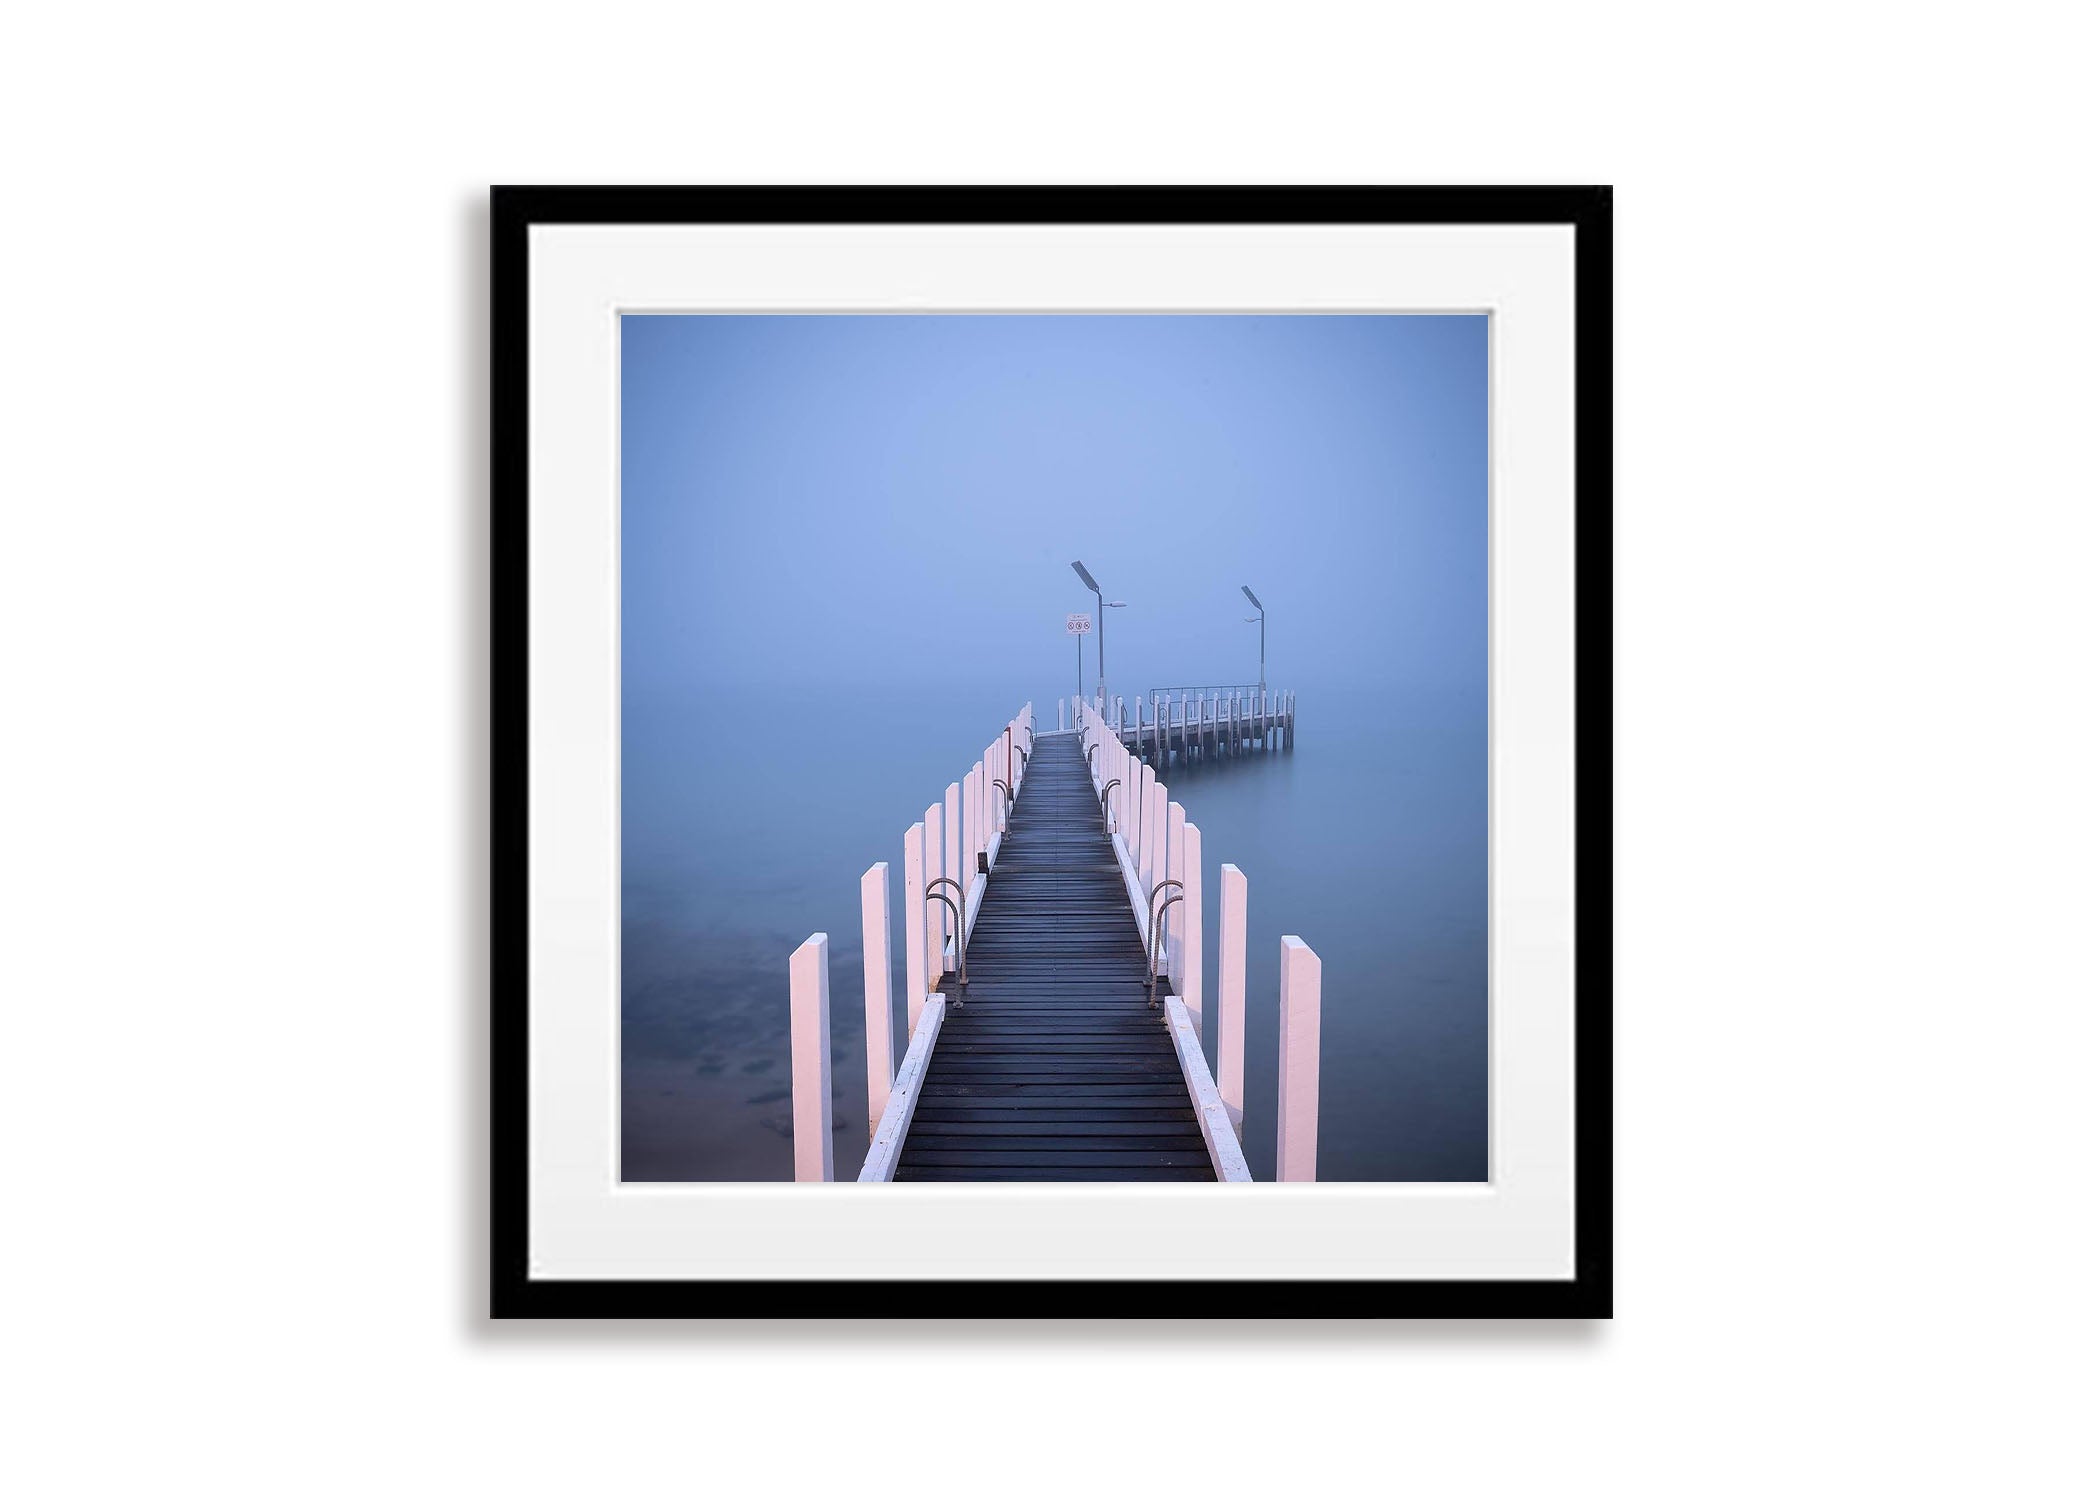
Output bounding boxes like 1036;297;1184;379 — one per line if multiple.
925;877;968;994
1146;879;1185;1010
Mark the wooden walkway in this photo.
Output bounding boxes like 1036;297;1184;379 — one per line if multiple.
897;732;1215;1181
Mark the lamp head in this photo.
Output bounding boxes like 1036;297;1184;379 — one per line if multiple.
1071;561;1101;593
1241;585;1264;612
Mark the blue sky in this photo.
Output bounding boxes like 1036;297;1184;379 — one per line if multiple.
621;314;1487;701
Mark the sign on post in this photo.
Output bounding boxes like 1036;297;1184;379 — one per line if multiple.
1065;612;1093;635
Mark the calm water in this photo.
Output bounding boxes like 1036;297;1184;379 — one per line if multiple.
622;682;1487;1181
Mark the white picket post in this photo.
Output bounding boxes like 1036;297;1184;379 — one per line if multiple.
1166;800;1187;984
1276;935;1322;1181
789;933;834;1182
963;766;979;884
1146;779;1168;907
1176;819;1209;1042
1136;763;1158;894
860;864;893;1144
1184;819;1201;1042
1218;863;1247;1136
920;801;943;995
903;827;928;1034
942;781;961;970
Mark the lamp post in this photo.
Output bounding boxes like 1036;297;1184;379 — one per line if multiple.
1071;561;1125;709
1242;584;1266;692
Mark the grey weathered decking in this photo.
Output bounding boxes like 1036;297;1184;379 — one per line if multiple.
897;733;1213;1181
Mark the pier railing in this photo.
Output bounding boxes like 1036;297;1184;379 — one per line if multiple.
850;701;1037;1181
1076;696;1317;1182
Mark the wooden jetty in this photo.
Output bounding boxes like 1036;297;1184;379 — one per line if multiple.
787;698;1322;1184
903;732;1214;1180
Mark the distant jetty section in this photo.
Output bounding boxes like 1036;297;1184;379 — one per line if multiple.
1064;686;1297;765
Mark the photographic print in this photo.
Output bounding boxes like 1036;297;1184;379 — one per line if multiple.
494;188;1609;1314
619;312;1489;1185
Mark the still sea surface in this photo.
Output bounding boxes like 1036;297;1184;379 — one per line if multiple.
622;681;1487;1181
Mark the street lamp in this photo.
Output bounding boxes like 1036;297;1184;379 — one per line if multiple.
1071;561;1125;709
1242;584;1266;691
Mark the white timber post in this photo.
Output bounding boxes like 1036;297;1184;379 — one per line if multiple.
1146;779;1168;906
1181;820;1204;1045
1218;863;1247;1136
963;766;979;886
860;863;893;1144
789;933;834;1182
903;826;928;1034
1136;763;1158;895
1276;935;1322;1181
1132;767;1149;899
943;781;961;970
921;801;943;994
1166;801;1187;983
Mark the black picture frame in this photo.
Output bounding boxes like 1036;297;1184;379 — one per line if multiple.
491;185;1612;1319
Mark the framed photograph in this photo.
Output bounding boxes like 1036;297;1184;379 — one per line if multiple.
492;186;1611;1316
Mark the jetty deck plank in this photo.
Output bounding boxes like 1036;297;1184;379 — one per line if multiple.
896;732;1213;1182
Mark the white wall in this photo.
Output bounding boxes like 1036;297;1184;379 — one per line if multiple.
3;5;2095;1496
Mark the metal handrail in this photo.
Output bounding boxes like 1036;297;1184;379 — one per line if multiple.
925;878;968;993
1098;778;1120;832
1146;880;1185;1010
